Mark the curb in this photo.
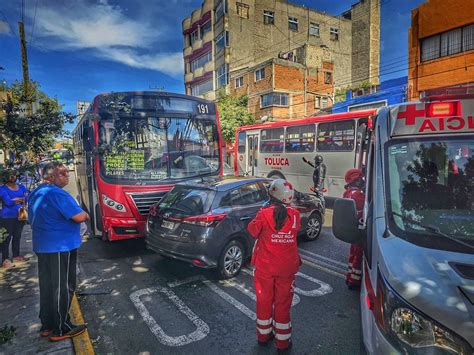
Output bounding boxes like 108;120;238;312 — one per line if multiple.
70;294;95;354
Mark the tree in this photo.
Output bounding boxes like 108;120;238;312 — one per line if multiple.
216;90;255;143
0;80;75;159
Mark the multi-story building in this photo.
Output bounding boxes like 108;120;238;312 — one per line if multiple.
182;0;380;120
408;0;474;101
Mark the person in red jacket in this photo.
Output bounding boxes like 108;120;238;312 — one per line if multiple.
343;168;365;289
248;179;301;352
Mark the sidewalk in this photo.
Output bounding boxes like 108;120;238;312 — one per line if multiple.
0;225;73;355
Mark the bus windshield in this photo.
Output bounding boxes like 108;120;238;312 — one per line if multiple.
386;136;474;250
98;115;220;184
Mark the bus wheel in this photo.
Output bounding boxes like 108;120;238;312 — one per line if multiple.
303;212;322;241
268;172;285;180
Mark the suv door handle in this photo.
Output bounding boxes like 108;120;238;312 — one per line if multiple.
240;216;251;221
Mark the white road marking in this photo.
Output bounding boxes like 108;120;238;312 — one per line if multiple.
294;272;333;297
168;275;205;288
298;248;347;268
300;254;347;275
221;277;301;307
203;280;256;320
301;259;346;279
130;287;209;347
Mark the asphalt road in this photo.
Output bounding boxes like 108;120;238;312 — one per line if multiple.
66;174;364;354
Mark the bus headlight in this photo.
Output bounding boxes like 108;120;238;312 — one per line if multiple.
102;194;127;213
374;270;471;354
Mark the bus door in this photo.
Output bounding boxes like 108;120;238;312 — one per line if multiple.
247;134;259;176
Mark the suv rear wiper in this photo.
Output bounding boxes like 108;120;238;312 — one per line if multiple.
391;212;474;251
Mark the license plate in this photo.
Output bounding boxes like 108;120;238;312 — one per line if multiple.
161;220;175;230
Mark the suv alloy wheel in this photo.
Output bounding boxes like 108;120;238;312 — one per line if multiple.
218;240;245;279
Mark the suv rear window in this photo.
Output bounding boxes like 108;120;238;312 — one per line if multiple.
158;185;215;217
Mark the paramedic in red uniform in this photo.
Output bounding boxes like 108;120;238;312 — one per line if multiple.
248;179;301;352
343;168;365;289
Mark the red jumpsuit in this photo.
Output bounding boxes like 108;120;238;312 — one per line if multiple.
248;204;301;350
343;187;365;287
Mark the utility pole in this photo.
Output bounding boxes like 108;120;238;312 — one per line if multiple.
18;20;32;116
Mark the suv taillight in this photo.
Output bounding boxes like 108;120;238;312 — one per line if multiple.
182;213;227;227
149;204;158;216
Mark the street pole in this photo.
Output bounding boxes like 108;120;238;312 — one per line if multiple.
18;21;32;116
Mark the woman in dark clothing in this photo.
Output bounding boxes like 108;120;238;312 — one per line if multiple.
0;170;29;268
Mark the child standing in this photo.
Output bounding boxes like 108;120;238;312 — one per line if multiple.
248;179;301;352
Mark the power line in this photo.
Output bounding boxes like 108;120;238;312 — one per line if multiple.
29;0;38;44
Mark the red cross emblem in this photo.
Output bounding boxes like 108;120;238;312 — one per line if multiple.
283;181;293;189
397;104;425;125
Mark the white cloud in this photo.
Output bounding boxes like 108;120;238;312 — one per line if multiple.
0;21;11;34
29;1;183;77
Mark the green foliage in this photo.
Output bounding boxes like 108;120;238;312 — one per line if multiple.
216;90;255;143
0;325;16;345
0;80;75;156
334;81;376;103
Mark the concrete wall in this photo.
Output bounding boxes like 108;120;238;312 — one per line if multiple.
350;0;380;86
408;0;474;100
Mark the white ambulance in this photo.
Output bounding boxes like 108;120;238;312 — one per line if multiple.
333;87;474;354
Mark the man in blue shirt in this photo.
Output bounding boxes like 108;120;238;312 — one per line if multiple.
29;162;89;341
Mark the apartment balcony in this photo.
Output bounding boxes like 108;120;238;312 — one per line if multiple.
191;8;202;23
185;72;194;83
203;61;214;73
183;46;193;57
202;31;213;44
182;17;191;32
193;67;204;78
192;39;203;51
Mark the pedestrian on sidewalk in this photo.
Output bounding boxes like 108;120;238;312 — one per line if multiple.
0;169;29;269
248;179;301;353
28;161;89;341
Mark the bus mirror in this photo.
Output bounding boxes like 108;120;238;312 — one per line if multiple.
332;198;363;244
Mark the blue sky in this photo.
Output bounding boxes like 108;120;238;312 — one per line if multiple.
0;0;424;131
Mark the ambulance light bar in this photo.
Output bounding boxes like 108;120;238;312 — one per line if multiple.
426;102;460;118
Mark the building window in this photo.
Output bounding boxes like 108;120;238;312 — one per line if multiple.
189;29;200;46
236;2;249;18
261;93;289;108
263;10;274;25
330;27;339;41
217;64;229;88
317;120;355;152
200;21;212;39
190;52;212;72
321;97;328;108
190;80;213;96
324;72;332;84
215;0;228;21
260;128;284;153
216;30;229;52
421;24;474;62
309;22;320;36
235;76;244;88
314;96;320;109
255;68;265;81
288;16;298;32
285;124;315;152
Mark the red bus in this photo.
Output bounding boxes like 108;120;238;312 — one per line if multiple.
234;110;377;202
72;92;223;241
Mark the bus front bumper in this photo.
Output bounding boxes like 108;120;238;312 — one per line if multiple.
103;217;146;241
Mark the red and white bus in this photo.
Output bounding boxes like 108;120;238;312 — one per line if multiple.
72;92;223;241
234;110;377;202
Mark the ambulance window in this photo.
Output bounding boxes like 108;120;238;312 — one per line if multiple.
238;132;246;153
316;120;355;152
285;124;315;152
260;128;284;153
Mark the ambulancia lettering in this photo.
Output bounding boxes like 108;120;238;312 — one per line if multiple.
418;116;474;133
264;157;289;166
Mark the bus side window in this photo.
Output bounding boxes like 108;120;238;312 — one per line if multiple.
238;132;246;153
316;120;355;152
